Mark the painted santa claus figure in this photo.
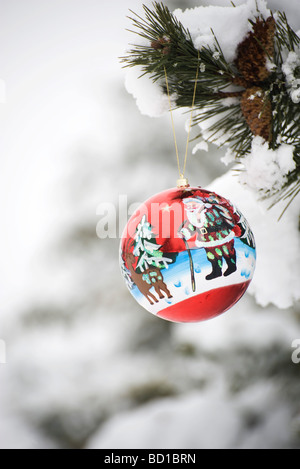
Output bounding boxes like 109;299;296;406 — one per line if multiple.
180;196;242;281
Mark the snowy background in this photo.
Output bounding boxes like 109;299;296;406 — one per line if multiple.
0;0;299;449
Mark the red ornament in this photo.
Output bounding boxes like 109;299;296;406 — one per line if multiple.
120;186;256;323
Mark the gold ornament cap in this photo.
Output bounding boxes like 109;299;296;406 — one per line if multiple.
177;176;189;188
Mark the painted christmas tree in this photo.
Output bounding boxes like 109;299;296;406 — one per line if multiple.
120;248;135;290
133;215;176;273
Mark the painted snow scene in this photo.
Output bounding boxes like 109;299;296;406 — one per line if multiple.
120;187;256;322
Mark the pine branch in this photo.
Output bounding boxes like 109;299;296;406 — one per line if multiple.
121;2;300;212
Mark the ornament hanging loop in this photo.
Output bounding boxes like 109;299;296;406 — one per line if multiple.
164;52;200;186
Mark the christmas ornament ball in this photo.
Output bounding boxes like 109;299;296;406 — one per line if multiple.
120;186;256;323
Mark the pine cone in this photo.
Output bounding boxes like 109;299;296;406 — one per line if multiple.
151;37;171;55
235;16;276;83
240;86;272;141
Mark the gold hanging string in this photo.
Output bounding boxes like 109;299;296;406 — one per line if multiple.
183;57;200;177
164;66;181;177
164;53;200;186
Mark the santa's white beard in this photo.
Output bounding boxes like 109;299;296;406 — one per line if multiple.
186;208;206;228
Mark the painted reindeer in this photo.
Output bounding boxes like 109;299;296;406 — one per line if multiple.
125;251;172;305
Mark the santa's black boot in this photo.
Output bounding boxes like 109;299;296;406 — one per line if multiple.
224;252;237;277
206;259;222;280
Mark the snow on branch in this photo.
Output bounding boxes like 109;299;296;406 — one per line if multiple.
122;1;300;214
